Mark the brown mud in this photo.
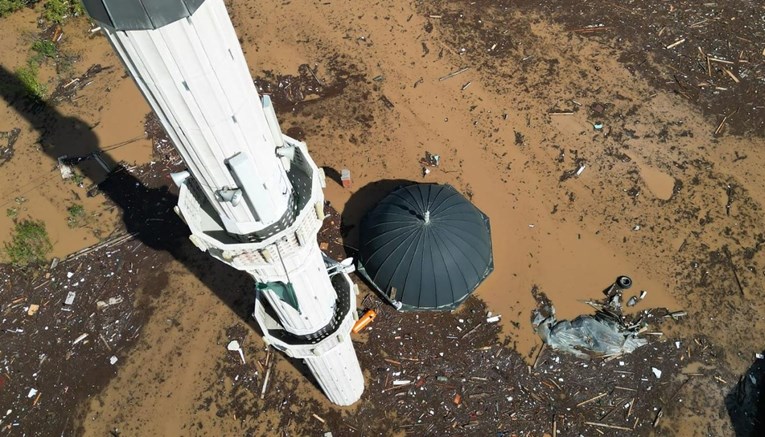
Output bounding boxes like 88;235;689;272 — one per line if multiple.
1;0;765;436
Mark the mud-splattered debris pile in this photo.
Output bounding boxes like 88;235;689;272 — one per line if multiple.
531;278;676;359
0;128;20;167
50;64;111;103
0;233;160;435
255;63;364;114
328;296;703;436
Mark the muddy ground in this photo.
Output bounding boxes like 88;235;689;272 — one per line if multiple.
1;0;765;435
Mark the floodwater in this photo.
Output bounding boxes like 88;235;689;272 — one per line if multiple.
0;9;150;258
1;0;764;435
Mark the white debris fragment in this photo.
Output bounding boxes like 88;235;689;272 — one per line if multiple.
72;333;88;345
109;356;118;365
27;388;38;398
633;225;641;231
64;291;76;305
227;340;245;364
96;296;124;309
67;272;74;279
575;164;586;176
756;353;764;360
486;315;501;323
675;341;681;349
58;160;73;179
652;367;662;379
392;380;411;386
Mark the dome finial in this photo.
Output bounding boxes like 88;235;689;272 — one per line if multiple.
424;210;430;224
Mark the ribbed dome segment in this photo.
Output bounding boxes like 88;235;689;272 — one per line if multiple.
358;184;493;310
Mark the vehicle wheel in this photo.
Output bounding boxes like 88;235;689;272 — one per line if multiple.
617;276;632;289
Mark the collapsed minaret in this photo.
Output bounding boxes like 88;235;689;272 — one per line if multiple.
82;0;364;405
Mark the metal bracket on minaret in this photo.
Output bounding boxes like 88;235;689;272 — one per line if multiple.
216;187;243;206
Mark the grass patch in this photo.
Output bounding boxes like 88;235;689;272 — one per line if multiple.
31;38;57;62
43;0;84;24
70;171;85;186
66;203;86;228
15;62;47;100
2;1;84;100
4;219;52;266
0;0;29;18
6;207;18;218
14;38;57;100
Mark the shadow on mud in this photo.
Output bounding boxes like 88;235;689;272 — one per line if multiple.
339;178;417;253
726;351;765;436
0;66;258;335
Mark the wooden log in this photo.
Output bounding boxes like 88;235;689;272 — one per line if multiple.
585;421;633;431
577;392;607;407
438;67;470;81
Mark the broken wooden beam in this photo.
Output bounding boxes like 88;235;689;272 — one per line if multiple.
438;67;470;81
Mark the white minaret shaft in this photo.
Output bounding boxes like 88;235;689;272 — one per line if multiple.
83;0;364;405
104;0;289;236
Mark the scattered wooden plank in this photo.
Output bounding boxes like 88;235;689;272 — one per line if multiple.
653;408;663;427
379;95;395;109
585;421;633;431
577;392;607;407
572;26;610;33
708;56;734;65
552;415;557;436
723;67;740;83
532;344;546;369
260;355;273;400
614;386;637;392
723;246;745;296
626;397;635;420
64;232;138;262
438;67;470;81
666;38;686;49
461;322;482;340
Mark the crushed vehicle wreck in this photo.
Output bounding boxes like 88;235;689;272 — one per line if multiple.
532;276;663;359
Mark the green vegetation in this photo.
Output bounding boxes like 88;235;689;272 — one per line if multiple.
1;0;85;100
15;38;60;100
0;0;28;18
6;207;18;218
0;0;84;21
15;62;47;100
66;203;86;228
31;38;57;61
43;0;84;24
70;171;85;186
4;219;52;266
